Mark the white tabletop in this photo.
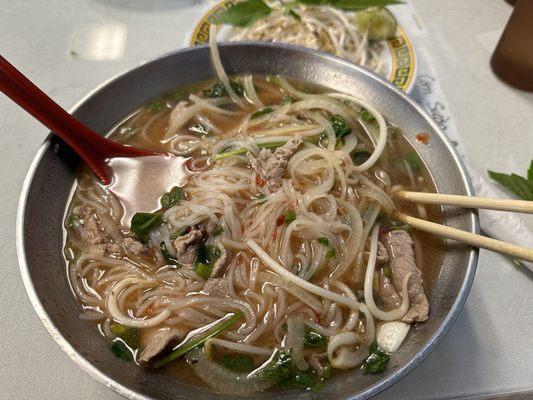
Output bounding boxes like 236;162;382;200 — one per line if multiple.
1;0;532;399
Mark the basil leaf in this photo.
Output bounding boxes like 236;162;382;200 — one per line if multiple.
218;0;272;27
131;212;163;243
251;107;274;119
160;186;183;208
488;169;533;201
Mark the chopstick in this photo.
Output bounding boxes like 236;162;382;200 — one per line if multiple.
394;211;533;262
394;190;533;213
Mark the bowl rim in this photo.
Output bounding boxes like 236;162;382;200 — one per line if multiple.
16;41;479;400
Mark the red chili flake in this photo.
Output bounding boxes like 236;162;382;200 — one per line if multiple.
416;132;430;145
146;304;154;315
276;215;285;226
256;176;266;187
272;230;277;240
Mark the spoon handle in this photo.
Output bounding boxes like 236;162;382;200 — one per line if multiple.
0;54;155;184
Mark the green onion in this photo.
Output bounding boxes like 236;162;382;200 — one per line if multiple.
251;193;267;202
326;249;336;259
172;90;187;101
251;107;274;119
362;342;390;374
149;101;165;112
330;114;351;138
110;322;138;348
381;264;392;279
303;329;327;348
65;214;80;229
194;262;213;279
153;312;243;368
212;226;224;237
360;108;375;122
317;237;329;246
404;152;422;171
284;210;296;224
220;353;256;373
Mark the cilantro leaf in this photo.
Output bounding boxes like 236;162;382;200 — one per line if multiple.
330;114;352;138
160;186;183;208
130;212;163;243
362;342;390;374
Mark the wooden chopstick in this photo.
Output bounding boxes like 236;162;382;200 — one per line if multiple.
394;190;533;214
394;211;533;262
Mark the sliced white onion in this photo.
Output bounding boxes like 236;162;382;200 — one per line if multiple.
377;321;411;354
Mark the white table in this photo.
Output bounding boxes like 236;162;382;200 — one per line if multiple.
1;1;532;399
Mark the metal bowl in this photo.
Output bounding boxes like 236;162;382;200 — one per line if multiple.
17;42;478;400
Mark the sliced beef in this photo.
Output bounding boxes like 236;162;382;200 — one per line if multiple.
376;270;401;310
72;205;123;256
124;237;147;256
383;230;429;323
203;278;230;297
173;228;203;265
376;241;389;265
247;136;302;192
138;327;184;364
210;242;228;278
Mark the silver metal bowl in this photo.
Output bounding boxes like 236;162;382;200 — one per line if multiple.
16;43;478;400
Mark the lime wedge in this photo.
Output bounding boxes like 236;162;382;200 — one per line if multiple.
355;7;397;41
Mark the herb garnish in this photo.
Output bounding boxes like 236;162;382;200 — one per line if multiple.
330;114;352;138
303;328;327;348
160;186;183;208
488;160;533;200
130;212;163;243
218;0;402;27
317;237;329;246
404;152;422;171
221;353;256;373
360;108;375;121
251;107;274;119
362;342;390;374
203;81;245;98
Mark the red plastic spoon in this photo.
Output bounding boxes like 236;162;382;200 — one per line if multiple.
0;54;161;185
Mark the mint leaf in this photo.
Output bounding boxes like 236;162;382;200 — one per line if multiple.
218;0;272;27
488;169;533;201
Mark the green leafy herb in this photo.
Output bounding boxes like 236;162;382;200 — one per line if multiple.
326;248;336;259
70;50;79;58
212;226;224;237
189;122;210;136
360;108;375;121
169;227;189;241
203;81;245;98
488;161;533;200
149;101;165;112
194;262;213;279
303;329;327;348
218;0;401;28
251;107;274;119
172;90;187;101
259;349;293;381
65;214;80;229
110;322;138;348
221;353;256;373
404;152;422;171
381;264;392;279
317;237;329;246
362;342;390;374
154;312;242;368
160;242;180;266
214;141;286;160
282;95;295;104
284;210;297;224
160;186;183;209
111;340;134;362
330;114;352;138
197;244;221;265
218;0;272;27
130;212;163;243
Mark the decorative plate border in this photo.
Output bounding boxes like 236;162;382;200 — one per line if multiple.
190;0;416;93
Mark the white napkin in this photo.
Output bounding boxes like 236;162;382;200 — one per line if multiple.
466;165;533;272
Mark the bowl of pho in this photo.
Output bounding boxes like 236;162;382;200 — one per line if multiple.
17;40;478;400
